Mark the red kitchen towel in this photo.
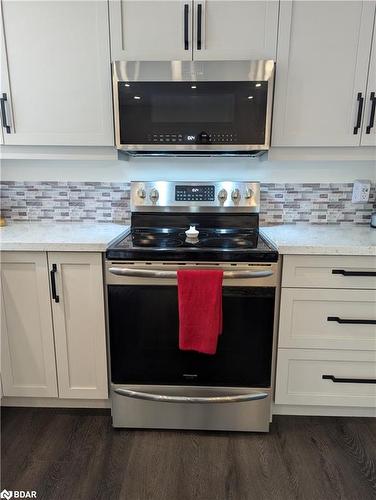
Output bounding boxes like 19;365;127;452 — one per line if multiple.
177;269;223;355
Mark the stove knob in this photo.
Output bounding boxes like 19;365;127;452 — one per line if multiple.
231;189;241;202
244;188;253;199
149;188;159;203
218;189;228;203
137;188;146;199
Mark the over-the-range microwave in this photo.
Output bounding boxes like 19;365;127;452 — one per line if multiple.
112;60;275;157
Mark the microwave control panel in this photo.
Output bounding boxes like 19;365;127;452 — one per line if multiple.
146;132;238;144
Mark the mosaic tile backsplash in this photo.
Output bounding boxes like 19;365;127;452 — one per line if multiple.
1;181;375;225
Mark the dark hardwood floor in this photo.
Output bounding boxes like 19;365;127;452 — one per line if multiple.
1;407;376;500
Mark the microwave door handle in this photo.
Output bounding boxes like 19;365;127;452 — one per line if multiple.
114;388;268;403
108;267;273;279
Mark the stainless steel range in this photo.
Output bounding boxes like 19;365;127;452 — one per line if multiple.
105;181;280;432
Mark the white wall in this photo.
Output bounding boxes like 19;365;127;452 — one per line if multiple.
1;157;375;183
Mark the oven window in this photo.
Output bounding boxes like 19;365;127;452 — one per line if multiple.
108;285;275;388
117;81;268;145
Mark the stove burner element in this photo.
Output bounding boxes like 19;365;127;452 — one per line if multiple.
132;235;184;248
198;237;254;249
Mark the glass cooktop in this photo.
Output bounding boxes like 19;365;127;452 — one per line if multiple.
107;227;278;263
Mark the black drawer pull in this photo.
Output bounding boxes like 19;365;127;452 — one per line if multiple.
197;3;202;50
366;91;376;134
353;92;364;134
327;316;376;325
332;269;376;277
323;375;376;384
0;93;11;133
184;3;189;50
50;264;60;303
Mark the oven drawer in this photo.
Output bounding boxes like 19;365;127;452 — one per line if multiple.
279;288;376;350
275;348;376;408
282;255;376;289
111;385;272;432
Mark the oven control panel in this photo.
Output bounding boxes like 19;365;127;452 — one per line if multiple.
175;185;215;202
131;181;260;213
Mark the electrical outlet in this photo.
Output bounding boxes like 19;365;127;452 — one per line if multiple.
352;179;371;203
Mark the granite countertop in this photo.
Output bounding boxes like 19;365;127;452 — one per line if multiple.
1;221;375;256
0;222;130;252
261;224;376;256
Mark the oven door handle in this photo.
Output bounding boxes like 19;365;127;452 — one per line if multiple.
108;267;273;279
114;388;268;404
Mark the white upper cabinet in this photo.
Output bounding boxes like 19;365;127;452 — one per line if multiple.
109;0;278;61
272;0;376;147
361;24;376;146
0;1;113;146
192;0;278;60
48;252;108;399
1;252;58;398
109;0;193;61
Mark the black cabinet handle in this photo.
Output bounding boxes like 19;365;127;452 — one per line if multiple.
197;3;202;50
327;316;376;325
353;92;364;134
332;269;376;277
0;93;11;133
184;3;189;50
50;264;60;303
366;91;376;134
323;375;376;384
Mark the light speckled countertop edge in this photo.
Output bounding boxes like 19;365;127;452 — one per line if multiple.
0;223;131;253
260;224;376;257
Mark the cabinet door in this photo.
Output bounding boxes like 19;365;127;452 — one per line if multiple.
361;21;376;146
193;0;278;60
272;0;376;146
1;0;113;146
1;252;58;397
109;0;193;61
48;252;108;399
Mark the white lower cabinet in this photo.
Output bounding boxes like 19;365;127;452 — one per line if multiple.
275;254;376;412
1;252;58;397
0;251;108;400
275;349;376;408
49;252;108;399
279;288;376;351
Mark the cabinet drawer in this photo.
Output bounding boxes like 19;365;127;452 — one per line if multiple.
275;349;376;408
279;288;376;350
282;255;376;289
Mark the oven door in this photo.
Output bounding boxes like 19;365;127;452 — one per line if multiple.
113;60;275;152
107;281;275;389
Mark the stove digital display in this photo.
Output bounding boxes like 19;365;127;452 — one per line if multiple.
175;185;215;202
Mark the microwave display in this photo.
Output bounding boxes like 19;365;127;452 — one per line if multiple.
117;81;268;146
